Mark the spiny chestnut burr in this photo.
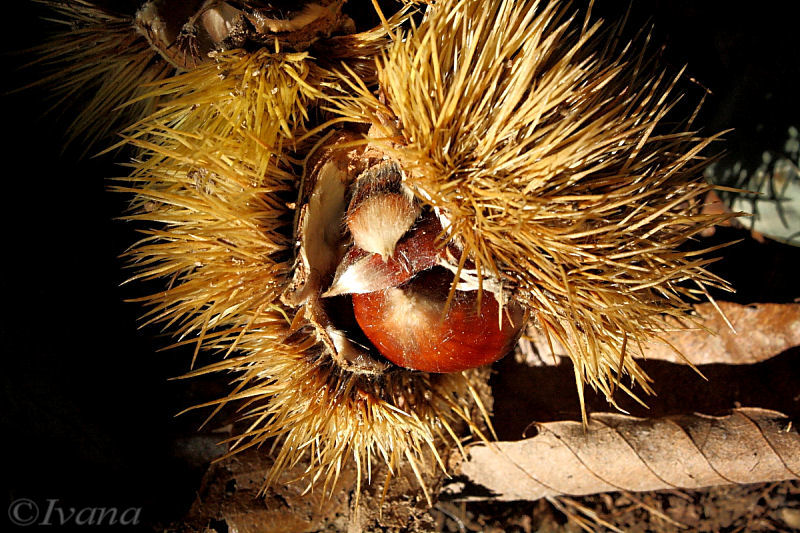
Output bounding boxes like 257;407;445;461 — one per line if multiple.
39;0;735;505
352;268;525;373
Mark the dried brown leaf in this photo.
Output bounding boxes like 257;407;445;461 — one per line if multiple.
449;408;800;502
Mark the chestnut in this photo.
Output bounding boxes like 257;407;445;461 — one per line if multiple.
346;160;420;260
352;268;525;373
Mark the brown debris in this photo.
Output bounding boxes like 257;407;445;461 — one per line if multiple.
183;446;445;532
184;449;353;532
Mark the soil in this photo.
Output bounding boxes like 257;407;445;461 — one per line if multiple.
431;481;800;533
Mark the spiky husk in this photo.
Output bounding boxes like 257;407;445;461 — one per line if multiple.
328;0;733;413
25;1;172;154
108;0;735;499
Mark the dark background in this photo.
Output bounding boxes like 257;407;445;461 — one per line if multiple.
2;1;799;530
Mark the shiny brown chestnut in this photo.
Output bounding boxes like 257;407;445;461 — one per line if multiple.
352;268;525;373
